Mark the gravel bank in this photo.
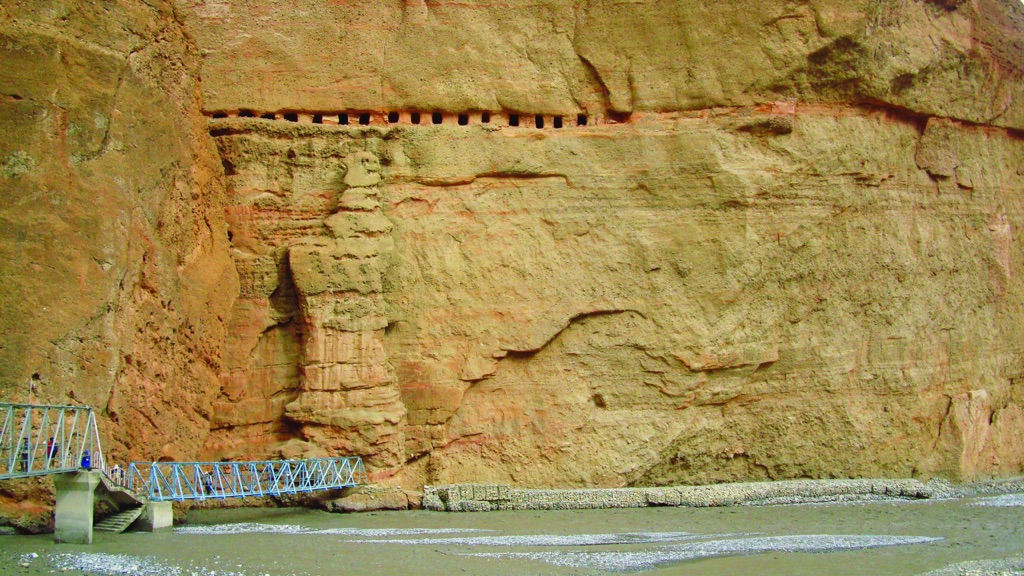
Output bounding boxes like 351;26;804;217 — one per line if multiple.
49;553;257;576
345;531;723;546
173;523;488;536
466;534;944;572
970;494;1024;507
422;478;955;512
917;556;1024;576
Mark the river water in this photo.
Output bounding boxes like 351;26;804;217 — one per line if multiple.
3;494;1023;575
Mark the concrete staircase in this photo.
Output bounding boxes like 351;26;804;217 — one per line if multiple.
93;505;144;533
97;472;145;508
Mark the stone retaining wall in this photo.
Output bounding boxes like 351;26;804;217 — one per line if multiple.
421;479;945;512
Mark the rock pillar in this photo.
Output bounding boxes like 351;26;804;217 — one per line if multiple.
285;151;406;471
53;471;100;544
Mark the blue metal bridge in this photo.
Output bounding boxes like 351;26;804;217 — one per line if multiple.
1;402;367;500
1;402;368;542
1;403;106;480
124;457;368;502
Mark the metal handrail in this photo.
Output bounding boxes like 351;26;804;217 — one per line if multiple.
1;404;369;506
126;457;368;502
0;403;105;480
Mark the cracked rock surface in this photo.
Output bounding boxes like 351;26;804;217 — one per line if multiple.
208;101;1024;490
1;0;1024;530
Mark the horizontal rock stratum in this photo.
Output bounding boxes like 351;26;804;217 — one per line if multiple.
1;0;1023;529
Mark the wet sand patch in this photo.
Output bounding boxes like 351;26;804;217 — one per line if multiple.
3;490;1022;576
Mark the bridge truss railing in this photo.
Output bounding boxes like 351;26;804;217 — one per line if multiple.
0;403;106;480
125;457;368;502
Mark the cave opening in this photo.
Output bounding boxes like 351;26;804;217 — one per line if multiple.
607;111;632;123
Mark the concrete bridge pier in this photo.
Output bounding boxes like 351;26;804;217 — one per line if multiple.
53;471;100;544
140;501;173;531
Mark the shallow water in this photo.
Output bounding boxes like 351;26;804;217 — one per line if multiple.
3;494;1023;575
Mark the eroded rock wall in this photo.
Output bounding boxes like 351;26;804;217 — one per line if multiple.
0;0;235;469
191;0;1024;487
180;0;1024;130
1;1;1023;527
209;104;1024;486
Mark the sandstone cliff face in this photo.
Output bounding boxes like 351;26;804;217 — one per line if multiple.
0;0;235;477
182;0;1024;131
2;0;1023;524
208;106;1024;487
192;0;1024;487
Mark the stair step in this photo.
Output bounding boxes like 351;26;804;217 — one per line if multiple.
94;505;145;533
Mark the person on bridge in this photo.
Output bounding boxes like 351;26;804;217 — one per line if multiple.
109;464;124;485
81;449;91;470
19;439;29;472
46;438;60;462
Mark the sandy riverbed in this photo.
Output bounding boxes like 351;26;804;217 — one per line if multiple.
2;491;1023;575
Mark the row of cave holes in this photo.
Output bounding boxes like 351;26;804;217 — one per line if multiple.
211;110;591;128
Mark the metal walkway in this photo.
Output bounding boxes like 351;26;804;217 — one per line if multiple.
0;403;105;480
124;457;368;502
1;402;368;543
2;402;367;502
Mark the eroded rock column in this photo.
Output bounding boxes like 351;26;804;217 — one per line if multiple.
285;152;405;472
